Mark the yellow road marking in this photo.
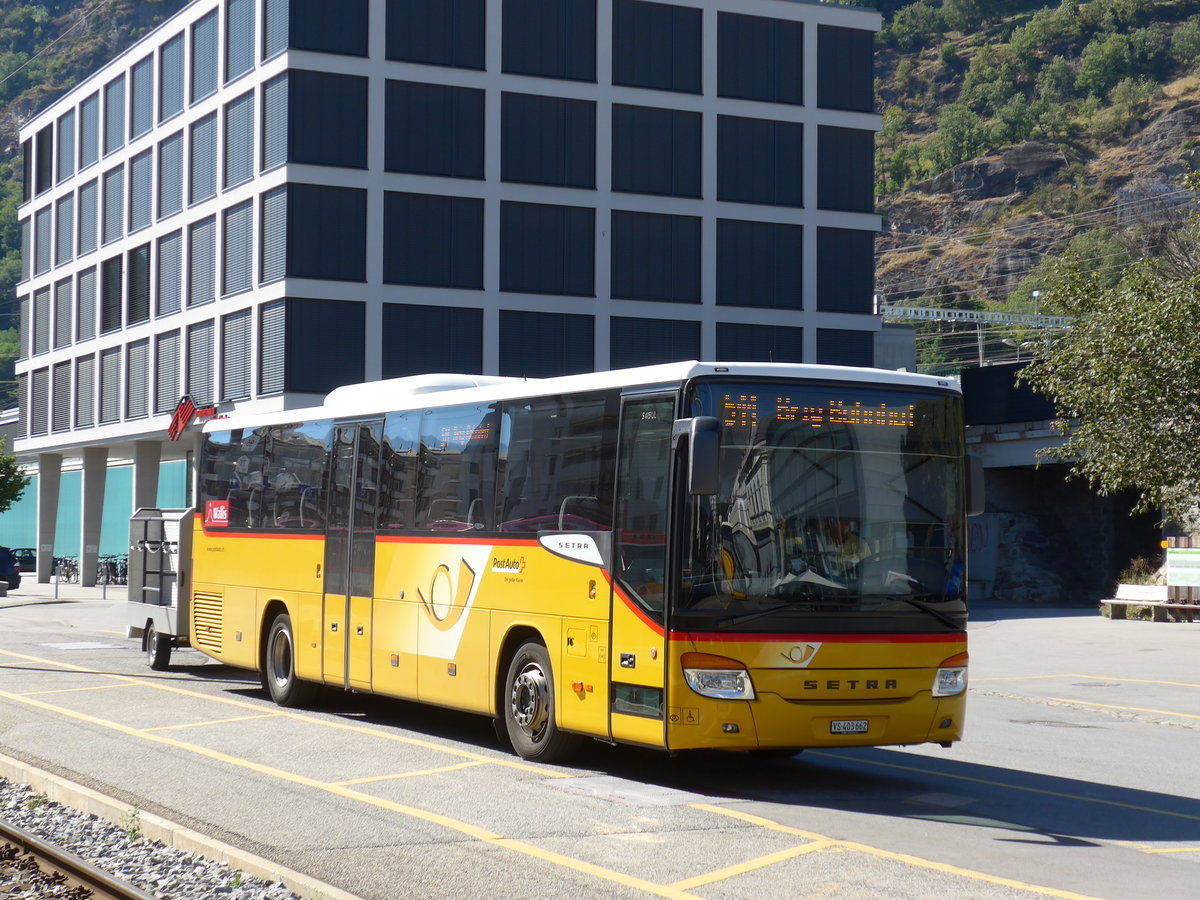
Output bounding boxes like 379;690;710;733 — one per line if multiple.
0;683;700;900
670;840;835;890
144;713;285;732
19;683;137;696
0;649;567;778
333;760;487;786
1045;697;1200;720
810;751;1200;824
1142;847;1200;854
692;805;1108;900
0;648;1149;900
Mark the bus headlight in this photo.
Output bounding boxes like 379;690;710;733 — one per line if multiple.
933;651;968;697
682;652;756;701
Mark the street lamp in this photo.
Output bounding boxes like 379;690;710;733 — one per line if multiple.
1032;290;1041;317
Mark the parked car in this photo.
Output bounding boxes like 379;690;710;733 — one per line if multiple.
0;547;21;590
12;548;36;573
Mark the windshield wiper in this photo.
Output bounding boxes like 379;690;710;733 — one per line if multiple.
888;595;963;631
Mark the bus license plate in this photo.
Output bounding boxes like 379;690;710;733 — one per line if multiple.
830;719;869;735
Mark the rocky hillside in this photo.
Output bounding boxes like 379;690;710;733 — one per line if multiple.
871;0;1200;362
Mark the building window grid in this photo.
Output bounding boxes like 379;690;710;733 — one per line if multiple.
55;194;74;267
75;355;96;428
222;200;253;296
159;33;185;123
223;91;255;189
102;165;124;245
16;0;882;424
99;347;121;424
130;55;154;141
158;131;184;221
126;338;150;420
51;362;72;433
128;149;153;234
103;75;126;157
56;110;76;183
155;330;181;415
53;278;72;349
220;309;252;401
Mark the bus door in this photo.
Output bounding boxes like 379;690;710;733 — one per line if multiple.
609;394;675;748
323;421;382;691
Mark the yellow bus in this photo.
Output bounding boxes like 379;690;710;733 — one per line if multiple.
133;361;975;762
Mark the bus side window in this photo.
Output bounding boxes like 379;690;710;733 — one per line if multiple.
261;421;331;530
413;403;499;532
378;412;419;531
498;392;617;533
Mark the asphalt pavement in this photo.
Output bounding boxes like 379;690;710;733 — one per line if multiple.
1;577;1196;900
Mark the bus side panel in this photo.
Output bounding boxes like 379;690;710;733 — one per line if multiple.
375;536;612;727
190;519;325;675
665;636;967;751
370;597;419;700
558;617;609;738
609;595;666;748
261;586;325;683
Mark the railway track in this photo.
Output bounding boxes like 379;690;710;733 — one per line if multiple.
0;816;160;900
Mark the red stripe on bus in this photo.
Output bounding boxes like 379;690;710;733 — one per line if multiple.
376;535;539;547
610;576;667;636
200;529;323;540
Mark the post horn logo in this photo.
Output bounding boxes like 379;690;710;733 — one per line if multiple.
780;643;821;667
418;559;476;632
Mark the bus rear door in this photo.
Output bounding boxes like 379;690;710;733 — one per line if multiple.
609;394;675;748
323;422;382;691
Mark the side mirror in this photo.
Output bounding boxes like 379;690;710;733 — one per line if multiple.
966;453;985;517
673;417;720;496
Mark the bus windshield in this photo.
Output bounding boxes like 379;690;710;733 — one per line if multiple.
676;381;967;635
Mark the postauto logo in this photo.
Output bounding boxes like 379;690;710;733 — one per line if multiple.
491;555;526;574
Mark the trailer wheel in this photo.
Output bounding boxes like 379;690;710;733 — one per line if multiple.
264;612;319;707
145;621;172;670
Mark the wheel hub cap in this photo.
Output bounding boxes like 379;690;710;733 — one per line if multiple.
511;664;549;735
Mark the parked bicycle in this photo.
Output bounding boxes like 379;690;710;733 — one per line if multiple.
53;557;79;583
97;555;128;585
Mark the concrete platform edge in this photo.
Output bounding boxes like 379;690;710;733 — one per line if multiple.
0;751;363;900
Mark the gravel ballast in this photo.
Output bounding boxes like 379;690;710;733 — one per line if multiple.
0;777;302;899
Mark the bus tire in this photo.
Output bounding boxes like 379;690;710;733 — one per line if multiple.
503;641;581;763
145;621;171;671
264;613;319;708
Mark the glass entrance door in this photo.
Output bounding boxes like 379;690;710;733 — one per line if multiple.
323;421;382;690
609;394;675;747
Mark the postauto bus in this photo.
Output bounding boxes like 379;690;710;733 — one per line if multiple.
164;362;975;762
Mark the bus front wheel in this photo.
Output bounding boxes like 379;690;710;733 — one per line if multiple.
264;613;318;708
503;641;581;763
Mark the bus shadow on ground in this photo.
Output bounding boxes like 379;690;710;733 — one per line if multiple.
208;662;1200;849
602;743;1200;849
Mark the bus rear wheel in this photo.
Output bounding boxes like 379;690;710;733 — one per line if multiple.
264;612;318;708
503;641;581;763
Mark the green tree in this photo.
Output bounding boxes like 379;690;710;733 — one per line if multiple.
937;103;990;167
1172;16;1200;67
961;44;1022;115
1019;177;1200;526
0;437;26;514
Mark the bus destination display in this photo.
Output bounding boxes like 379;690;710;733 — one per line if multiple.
721;394;916;431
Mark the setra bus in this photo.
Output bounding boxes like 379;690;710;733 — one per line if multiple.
133;361;978;762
